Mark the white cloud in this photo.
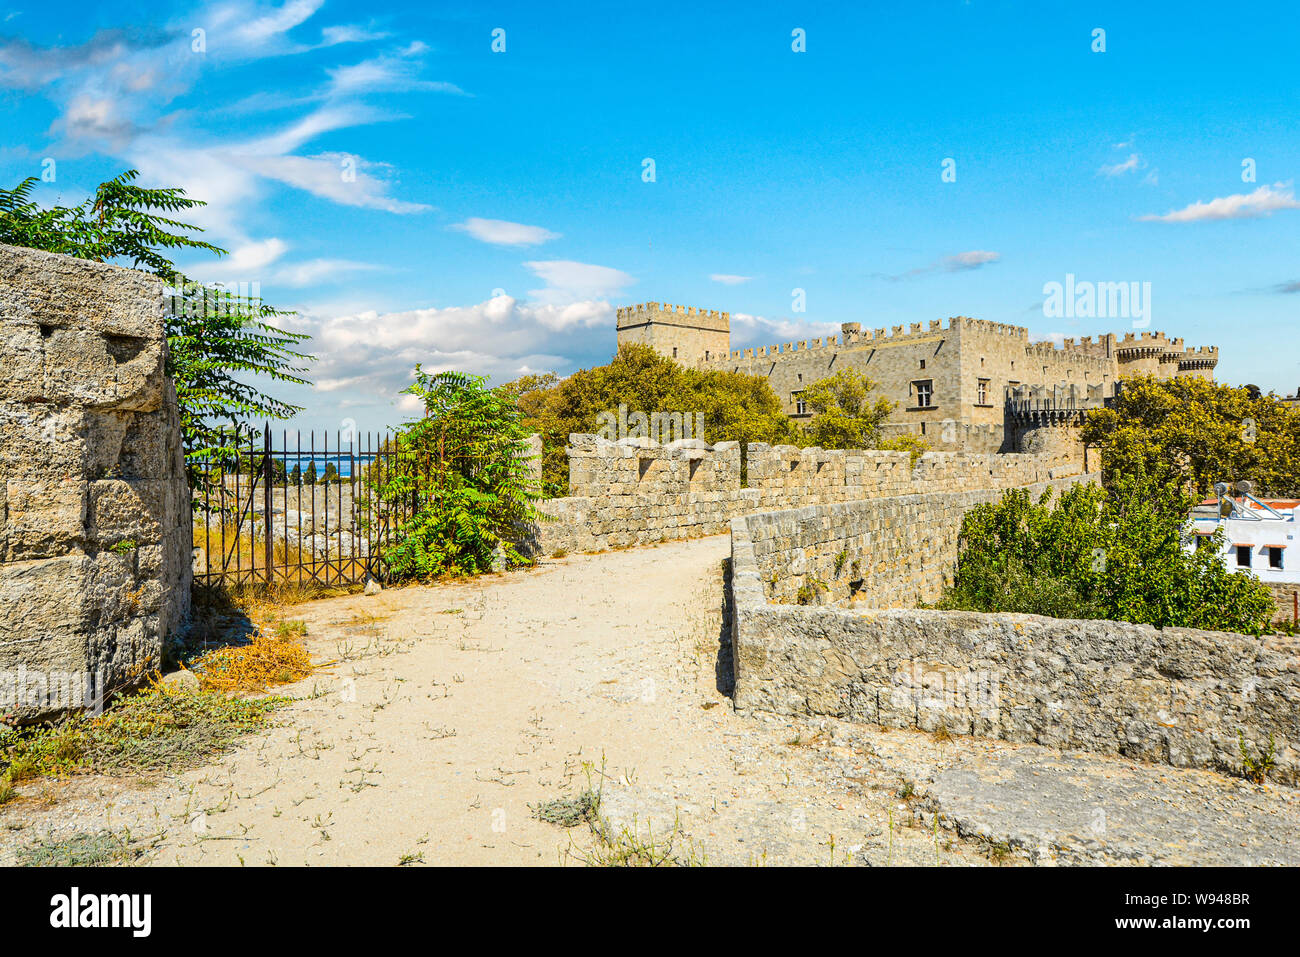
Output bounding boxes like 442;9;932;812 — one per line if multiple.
201;237;290;275
523;260;635;304
320;24;390;46
272;258;382;286
182;238;381;288
1099;153;1141;177
201;0;324;55
241;150;431;213
1139;184;1300;223
327;53;463;96
709;273;753;285
451;218;561;246
297;295;619;399
727;312;839;349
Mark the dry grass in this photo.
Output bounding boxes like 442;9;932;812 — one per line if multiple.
1;680;286;800
189;622;314;695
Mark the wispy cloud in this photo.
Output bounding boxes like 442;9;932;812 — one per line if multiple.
326;49;464;97
1139;183;1300;223
709;273;753;285
182;236;383;288
1099;153;1141;177
0;1;449;256
1272;279;1300;294
727;312;839;349
451;218;561;246
880;250;1001;281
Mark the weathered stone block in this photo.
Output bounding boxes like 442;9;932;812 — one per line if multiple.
0;244;190;723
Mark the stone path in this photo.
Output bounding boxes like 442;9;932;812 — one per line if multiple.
927;751;1300;866
1;535;1295;866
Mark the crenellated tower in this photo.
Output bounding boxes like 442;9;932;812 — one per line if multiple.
616;302;730;367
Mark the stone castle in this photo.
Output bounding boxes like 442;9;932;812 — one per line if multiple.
616;301;1219;456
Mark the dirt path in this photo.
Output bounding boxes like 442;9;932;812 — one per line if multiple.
3;536;1295;866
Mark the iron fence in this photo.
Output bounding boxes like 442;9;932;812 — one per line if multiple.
191;424;415;588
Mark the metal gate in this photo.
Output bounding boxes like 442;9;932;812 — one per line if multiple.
191;424;416;588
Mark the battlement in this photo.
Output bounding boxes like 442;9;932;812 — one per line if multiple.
616;301;730;332
1024;339;1118;368
1009;381;1108;405
717;315;1031;362
528;432;1088;555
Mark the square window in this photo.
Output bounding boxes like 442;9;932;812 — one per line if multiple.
1236;545;1252;568
1270;547;1284;570
977;378;990;405
793;392;807;416
913;380;934;408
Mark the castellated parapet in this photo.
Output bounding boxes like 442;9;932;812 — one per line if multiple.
525;432;1087;555
614;301;1219;455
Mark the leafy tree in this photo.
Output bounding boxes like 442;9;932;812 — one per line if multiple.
374;368;543;579
1082;376;1300;498
937;476;1276;634
510;344;795;494
0;170;312;500
290;463;302;485
799;369;894;448
304;461;317;485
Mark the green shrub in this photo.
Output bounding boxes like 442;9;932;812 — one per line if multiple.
373;369;543;580
936;476;1275;634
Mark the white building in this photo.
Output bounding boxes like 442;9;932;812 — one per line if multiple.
1188;486;1300;585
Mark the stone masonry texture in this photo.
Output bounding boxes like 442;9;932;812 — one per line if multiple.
0;243;191;723
525;433;1084;557
729;488;1300;785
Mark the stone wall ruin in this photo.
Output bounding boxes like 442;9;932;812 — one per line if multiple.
0;243;191;722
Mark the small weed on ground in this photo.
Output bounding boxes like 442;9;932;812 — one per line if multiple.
16;828;158;867
531;789;600;828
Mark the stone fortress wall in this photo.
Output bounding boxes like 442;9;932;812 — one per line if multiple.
527;432;1084;556
0;243;191;723
615;302;1219;456
729;491;1300;786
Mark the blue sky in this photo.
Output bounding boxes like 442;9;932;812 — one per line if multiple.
2;0;1298;437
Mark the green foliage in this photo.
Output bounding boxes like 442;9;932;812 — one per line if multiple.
0;170;313;503
373;368;543;579
0;684;283;792
1239;731;1277;784
936;476;1276;634
799;368;895;449
509;346;923;494
510;344;795;494
1083;376;1300;498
